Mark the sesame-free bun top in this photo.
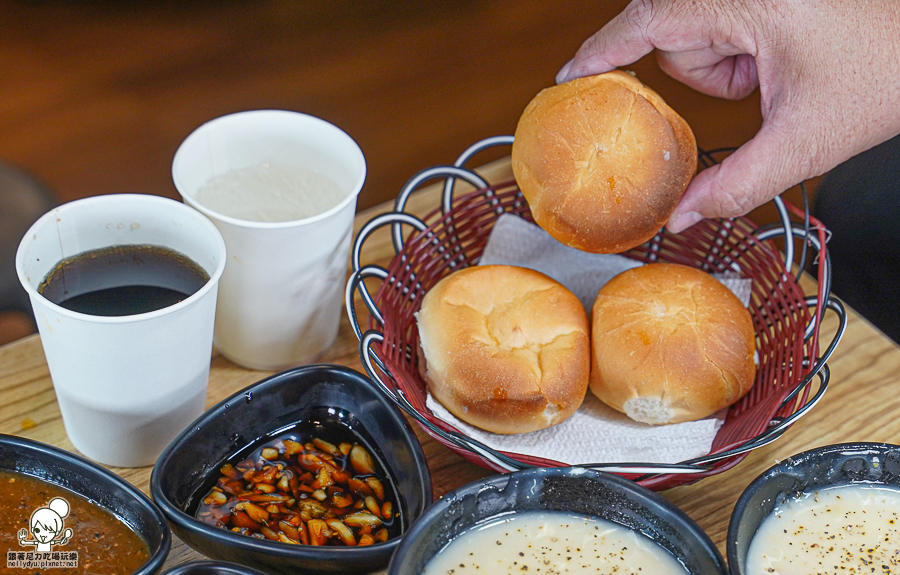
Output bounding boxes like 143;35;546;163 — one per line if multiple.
415;265;590;435
511;71;697;254
590;263;756;425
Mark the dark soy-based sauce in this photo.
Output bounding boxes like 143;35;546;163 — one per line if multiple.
195;411;403;546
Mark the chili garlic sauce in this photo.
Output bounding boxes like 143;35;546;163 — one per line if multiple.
746;483;900;574
421;510;688;575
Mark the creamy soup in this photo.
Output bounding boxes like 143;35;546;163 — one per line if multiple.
746;483;900;574
421;510;688;575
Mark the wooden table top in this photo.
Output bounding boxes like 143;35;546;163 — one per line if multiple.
1;158;897;572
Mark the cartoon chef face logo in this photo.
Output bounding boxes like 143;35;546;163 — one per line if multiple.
17;497;73;552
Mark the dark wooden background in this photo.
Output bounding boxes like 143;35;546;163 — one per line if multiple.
0;0;768;344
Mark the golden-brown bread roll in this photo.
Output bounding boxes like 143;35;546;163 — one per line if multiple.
590;263;756;424
415;265;590;434
511;71;697;254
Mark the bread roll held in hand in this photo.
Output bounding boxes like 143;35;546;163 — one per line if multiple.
415;265;590;434
511;70;697;254
590;263;756;425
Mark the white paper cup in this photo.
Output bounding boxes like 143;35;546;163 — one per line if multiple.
172;110;366;370
16;194;226;467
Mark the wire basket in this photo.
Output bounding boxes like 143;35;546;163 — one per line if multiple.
346;136;847;490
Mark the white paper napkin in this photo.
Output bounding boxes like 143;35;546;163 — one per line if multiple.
422;213;754;465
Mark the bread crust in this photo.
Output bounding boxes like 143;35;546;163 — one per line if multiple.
589;263;756;424
416;265;590;434
511;71;697;254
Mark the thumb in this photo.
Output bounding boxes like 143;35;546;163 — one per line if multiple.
557;3;655;83
667;125;803;232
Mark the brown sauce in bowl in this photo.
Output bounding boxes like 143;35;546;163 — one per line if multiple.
0;470;150;574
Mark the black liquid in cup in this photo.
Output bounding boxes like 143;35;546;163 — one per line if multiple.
37;245;210;316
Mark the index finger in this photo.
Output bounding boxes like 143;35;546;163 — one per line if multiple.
557;1;656;83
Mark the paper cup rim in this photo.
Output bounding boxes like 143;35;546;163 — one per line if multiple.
15;193;228;324
172;109;367;230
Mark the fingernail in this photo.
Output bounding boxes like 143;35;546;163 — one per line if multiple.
555;59;574;84
667;211;702;234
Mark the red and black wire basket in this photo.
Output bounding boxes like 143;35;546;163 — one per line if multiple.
345;135;847;491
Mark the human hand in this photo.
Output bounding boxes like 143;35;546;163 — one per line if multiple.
557;0;900;232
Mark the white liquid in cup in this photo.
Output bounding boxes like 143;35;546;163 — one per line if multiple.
196;163;346;223
173;110;366;371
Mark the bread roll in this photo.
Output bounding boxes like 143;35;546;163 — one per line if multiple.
416;265;590;434
511;71;697;254
590;263;756;424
